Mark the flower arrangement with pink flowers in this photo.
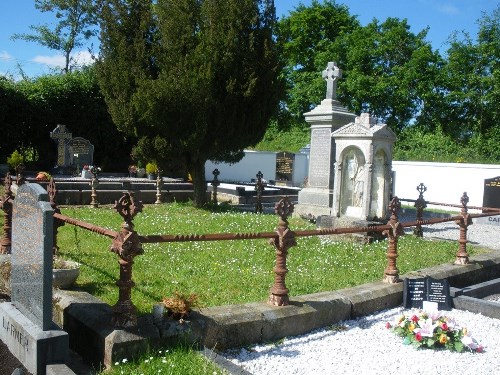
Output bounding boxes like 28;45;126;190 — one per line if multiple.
386;310;483;353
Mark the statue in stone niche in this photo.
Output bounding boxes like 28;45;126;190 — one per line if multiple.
343;149;365;208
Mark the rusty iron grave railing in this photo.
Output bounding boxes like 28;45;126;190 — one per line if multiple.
2;173;500;328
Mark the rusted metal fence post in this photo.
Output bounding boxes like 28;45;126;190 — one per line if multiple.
155;169;163;204
15;164;26;186
47;178;65;257
110;192;144;327
383;196;403;283
455;192;472;265
413;183;427;237
211;169;220;204
268;197;296;306
89;165;100;208
0;173;13;254
255;171;264;214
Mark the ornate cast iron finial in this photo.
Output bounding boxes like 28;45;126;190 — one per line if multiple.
388;196;401;217
15;164;26;186
416;183;427;197
114;192;144;226
460;192;469;207
274;196;294;222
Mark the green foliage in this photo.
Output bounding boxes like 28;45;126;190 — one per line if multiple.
0;68;134;171
6;150;24;169
276;0;359;120
253;120;310;152
97;0;284;206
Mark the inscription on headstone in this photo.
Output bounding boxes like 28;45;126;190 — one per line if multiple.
403;277;451;311
69;137;94;170
478;176;500;226
482;176;500;209
308;128;332;188
11;183;54;330
276;152;294;181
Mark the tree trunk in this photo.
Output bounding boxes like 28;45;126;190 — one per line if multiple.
189;158;207;208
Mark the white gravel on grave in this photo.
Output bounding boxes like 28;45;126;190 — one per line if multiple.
223;221;500;375
222;307;500;375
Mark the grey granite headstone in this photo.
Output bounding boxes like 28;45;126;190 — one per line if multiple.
0;183;68;374
11;183;54;330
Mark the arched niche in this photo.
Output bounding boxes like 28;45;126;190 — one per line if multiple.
370;149;388;219
339;146;366;216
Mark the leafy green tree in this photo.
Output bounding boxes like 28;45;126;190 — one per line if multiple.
276;0;359;122
0;68;132;171
340;18;442;133
435;6;499;141
97;0;283;206
12;0;98;73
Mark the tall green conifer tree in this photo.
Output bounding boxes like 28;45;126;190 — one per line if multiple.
97;0;283;206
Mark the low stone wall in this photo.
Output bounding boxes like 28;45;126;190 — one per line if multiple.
52;250;500;368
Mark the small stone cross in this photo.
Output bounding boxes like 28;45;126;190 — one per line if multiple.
50;124;72;167
322;62;342;100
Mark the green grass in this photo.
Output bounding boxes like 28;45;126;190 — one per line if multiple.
100;343;223;375
2;200;488;374
56;202;478;315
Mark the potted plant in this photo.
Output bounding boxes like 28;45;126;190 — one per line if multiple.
36;171;52;181
52;256;80;289
162;291;199;321
146;162;158;180
6;150;24;174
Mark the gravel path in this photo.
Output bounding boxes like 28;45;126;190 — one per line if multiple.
222;219;500;375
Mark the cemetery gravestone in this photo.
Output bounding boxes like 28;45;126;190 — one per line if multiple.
295;62;356;218
478;176;500;226
69;137;94;171
403;276;452;311
50;124;72;168
0;183;68;374
276;152;294;183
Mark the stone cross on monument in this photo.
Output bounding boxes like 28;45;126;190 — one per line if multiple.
322;61;342;100
50;124;72;167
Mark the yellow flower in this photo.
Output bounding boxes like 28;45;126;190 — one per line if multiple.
408;323;416;332
439;334;448;344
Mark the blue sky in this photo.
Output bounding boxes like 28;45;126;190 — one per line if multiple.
0;0;497;79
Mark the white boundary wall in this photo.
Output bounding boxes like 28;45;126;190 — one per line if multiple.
392;161;500;211
206;152;500;212
205;150;308;186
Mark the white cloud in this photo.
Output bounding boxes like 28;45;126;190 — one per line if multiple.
0;50;13;61
72;50;94;66
31;49;94;68
32;54;66;67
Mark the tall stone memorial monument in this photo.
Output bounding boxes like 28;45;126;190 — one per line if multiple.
0;183;68;374
331;113;396;221
295;62;356;217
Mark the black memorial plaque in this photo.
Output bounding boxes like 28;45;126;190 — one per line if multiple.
403;276;451;311
482;176;500;211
